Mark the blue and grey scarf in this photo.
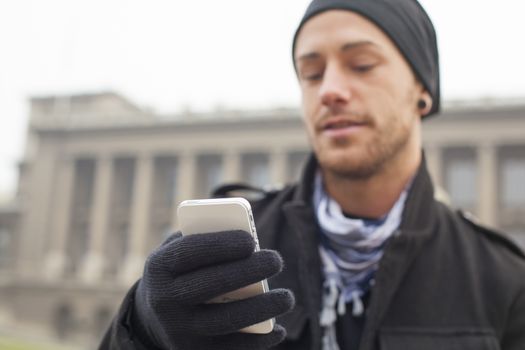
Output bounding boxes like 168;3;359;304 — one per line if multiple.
313;173;410;350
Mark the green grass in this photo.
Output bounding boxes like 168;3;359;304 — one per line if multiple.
0;336;77;350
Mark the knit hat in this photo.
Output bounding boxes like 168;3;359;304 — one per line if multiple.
292;0;440;117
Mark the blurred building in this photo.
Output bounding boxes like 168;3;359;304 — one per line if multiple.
0;92;524;347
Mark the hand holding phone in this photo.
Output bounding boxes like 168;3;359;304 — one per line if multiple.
177;197;273;334
129;198;294;349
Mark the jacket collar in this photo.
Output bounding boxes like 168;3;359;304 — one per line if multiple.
291;153;318;207
281;151;440;349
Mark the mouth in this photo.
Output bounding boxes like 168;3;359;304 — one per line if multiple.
323;119;365;130
320;117;368;135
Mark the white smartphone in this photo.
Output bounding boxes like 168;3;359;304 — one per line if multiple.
176;197;274;334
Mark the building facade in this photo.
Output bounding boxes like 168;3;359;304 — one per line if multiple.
0;92;524;347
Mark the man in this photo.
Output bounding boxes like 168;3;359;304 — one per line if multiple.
100;0;525;349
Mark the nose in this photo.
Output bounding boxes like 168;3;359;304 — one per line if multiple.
319;63;351;108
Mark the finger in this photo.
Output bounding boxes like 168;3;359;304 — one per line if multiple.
146;230;256;277
167;250;283;305
188;289;295;336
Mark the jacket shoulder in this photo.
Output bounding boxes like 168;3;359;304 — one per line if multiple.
457;209;525;260
212;182;297;210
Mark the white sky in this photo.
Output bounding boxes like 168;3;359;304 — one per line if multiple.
1;0;524;198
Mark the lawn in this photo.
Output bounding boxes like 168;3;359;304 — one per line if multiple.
0;336;78;350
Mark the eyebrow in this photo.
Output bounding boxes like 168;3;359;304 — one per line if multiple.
295;40;377;64
341;40;376;52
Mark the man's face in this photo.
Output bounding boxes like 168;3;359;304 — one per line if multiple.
294;10;424;179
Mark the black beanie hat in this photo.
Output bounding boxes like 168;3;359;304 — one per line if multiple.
292;0;440;117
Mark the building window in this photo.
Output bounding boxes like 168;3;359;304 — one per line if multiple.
65;222;89;277
241;153;270;188
54;303;75;340
104;157;134;278
500;157;525;209
287;150;309;182
442;147;477;212
150;156;178;250
72;158;96;209
196;154;223;198
0;228;11;268
94;306;113;337
149;222;173;252
498;146;525;239
66;158;96;278
104;223;129;277
112;157;136;209
152;156;178;208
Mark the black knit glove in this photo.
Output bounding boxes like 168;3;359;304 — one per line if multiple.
131;230;294;350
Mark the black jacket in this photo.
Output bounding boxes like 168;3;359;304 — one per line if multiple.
101;156;525;350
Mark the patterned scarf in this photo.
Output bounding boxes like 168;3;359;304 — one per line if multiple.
313;173;410;350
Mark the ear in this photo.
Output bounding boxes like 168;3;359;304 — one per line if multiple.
418;91;433;117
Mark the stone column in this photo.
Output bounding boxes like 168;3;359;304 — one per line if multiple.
478;144;497;227
270;150;287;186
122;154;154;284
45;156;75;279
171;151;196;229
81;155;113;282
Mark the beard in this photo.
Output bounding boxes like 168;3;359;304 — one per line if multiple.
315;114;414;181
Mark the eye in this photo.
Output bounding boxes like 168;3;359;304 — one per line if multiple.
352;64;376;73
297;61;325;83
299;68;324;82
303;72;323;81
